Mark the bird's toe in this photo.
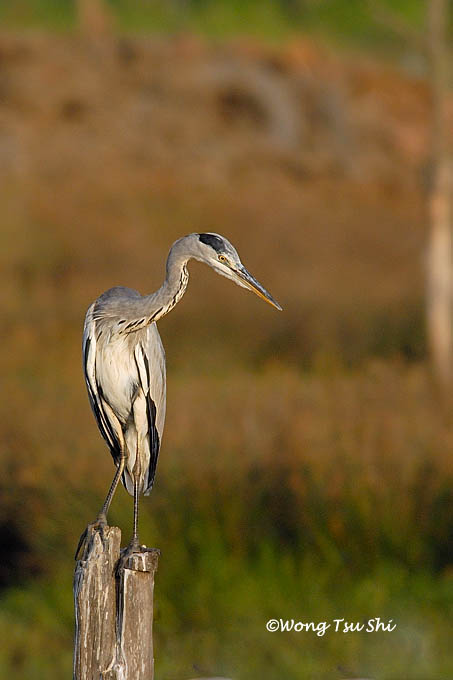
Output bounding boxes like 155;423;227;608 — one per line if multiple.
74;515;108;560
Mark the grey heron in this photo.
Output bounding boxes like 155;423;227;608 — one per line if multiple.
76;232;281;561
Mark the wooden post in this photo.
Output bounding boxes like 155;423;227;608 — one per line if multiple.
73;526;159;680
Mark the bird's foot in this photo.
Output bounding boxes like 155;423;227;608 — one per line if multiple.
115;537;159;575
74;512;108;561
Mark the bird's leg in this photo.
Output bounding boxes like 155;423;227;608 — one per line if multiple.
132;476;140;547
115;479;143;574
99;450;127;519
127;433;142;552
75;450;126;560
125;479;141;553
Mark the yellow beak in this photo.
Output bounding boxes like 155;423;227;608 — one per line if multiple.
234;266;282;311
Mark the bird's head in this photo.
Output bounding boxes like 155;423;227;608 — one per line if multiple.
191;232;282;311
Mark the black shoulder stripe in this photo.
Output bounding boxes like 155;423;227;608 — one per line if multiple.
84;335;91;365
142;347;150;381
145;392;160;491
134;343;161;493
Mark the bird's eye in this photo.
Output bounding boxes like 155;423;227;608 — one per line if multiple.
218;255;227;263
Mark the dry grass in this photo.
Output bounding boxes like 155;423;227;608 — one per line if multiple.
0;31;452;678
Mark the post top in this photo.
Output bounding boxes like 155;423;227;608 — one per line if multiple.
122;548;160;573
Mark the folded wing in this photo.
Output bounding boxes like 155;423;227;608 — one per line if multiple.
83;306;124;465
134;323;166;494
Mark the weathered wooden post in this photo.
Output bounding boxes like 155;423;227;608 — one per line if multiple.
73;526;159;680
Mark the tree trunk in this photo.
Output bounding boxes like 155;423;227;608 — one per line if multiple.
426;0;452;386
76;0;113;37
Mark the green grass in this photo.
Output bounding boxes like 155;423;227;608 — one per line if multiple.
1;542;453;679
0;0;431;52
0;0;76;30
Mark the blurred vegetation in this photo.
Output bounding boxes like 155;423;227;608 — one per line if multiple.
0;0;437;52
0;5;452;679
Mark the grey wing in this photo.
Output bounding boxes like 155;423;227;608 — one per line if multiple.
83;305;123;464
134;323;166;494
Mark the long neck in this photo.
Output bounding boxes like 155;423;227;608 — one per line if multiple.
108;239;192;335
141;241;190;323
